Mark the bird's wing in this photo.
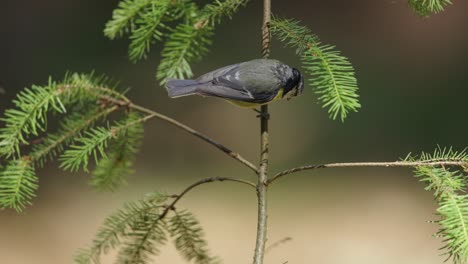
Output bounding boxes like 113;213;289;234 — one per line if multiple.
194;64;256;102
197;85;256;102
213;67;275;103
196;64;240;83
197;63;250;93
195;62;274;103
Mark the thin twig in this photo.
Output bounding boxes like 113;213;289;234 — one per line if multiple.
22;137;45;146
254;105;269;264
253;0;272;263
265;237;292;253
58;84;258;173
158;176;256;220
268;160;468;185
97;94;259;174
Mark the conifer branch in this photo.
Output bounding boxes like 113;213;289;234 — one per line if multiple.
0;74;257;210
128;1;172;62
59;113;151;172
104;0;172;62
253;0;271;263
75;193;169;264
0;78;67;158
0;73;133;210
199;0;250;27
404;146;468;164
156;0;251;82
156;24;213;82
159;176;255;220
167;0;200;23
168;210;220;264
76;178;253;264
104;0;152;39
0;158;37;212
30;106;119;167
89;111;144;191
414;166;468;262
267;150;468;261
270;17;360;121
268;160;468;185
408;0;452;17
116;212;167;264
97;94;259;174
105;0;251;81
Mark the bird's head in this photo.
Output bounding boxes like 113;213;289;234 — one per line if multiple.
283;68;304;101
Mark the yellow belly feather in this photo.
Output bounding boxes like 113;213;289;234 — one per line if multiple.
226;88;284;108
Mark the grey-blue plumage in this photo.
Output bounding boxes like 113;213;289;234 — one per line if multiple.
165;79;200;98
165;59;304;104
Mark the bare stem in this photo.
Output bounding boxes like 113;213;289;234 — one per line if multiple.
265;237;293;253
158;176;256;220
254;105;269;264
268;160;468;185
97;94;259;174
253;0;271;263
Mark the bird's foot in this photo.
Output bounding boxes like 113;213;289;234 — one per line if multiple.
254;108;270;120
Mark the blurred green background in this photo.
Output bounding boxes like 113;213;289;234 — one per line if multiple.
1;0;467;263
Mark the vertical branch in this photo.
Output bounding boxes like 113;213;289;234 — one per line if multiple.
253;0;271;263
261;0;271;58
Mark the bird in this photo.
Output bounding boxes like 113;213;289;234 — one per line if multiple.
165;59;304;108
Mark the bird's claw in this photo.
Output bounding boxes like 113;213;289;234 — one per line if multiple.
254;108;270;120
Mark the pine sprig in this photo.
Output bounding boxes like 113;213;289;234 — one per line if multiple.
168;210;220;264
0;78;66;158
0;73;130;211
60;72;123;104
90;112;144;191
270;16;360;121
201;0;250;26
116;213;167;264
0;72;121;161
75;193;168;264
166;0;200;23
60;113;146;173
128;1;171;62
404;146;468;164
104;0;174;62
59;126;114;172
30;106;118;168
408;0;452;17
105;0;250;81
104;0;152;39
438;194;468;263
156;24;213;83
0;159;38;212
415;166;465;197
414;166;468;262
156;0;250;83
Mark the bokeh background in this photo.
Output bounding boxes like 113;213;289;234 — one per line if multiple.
1;0;467;263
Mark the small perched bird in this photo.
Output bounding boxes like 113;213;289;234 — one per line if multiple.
165;59;304;107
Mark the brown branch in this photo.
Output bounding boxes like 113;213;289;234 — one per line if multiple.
97;94;259;174
21;137;45;147
267;160;468;185
253;0;271;264
265;237;292;253
158;176;256;220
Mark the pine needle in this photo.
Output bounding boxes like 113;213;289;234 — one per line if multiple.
270;16;360;121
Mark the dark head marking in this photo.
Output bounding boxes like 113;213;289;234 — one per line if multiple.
283;68;304;98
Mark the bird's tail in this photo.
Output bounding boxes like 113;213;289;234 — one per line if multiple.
165;79;200;98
